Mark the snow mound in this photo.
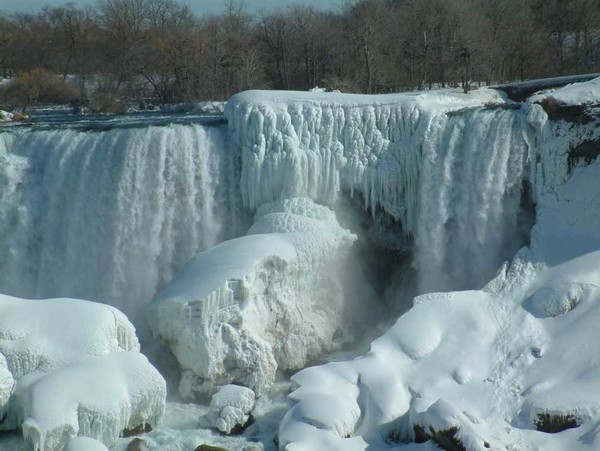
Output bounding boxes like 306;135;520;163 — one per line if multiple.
206;385;255;434
523;281;593;318
279;249;600;449
61;436;110;451
194;101;226;115
149;198;356;398
0;294;166;451
530;76;600;107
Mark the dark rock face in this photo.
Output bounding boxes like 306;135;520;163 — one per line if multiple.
194;445;228;451
568;140;600;171
534;413;581;433
413;425;466;451
492;73;600;102
538;97;596;124
126;438;147;451
121;423;153;438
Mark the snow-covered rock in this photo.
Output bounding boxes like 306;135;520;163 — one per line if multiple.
0;294;166;451
62;436;110;451
0;110;13;122
149;198;356;398
206;385;256;434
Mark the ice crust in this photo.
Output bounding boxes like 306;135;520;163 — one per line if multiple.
530;75;600;106
0;294;166;451
149;198;356;398
226;88;532;292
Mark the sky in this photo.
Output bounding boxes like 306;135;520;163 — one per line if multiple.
0;0;341;15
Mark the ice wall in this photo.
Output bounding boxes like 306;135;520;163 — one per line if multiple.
0;123;241;331
226;90;533;292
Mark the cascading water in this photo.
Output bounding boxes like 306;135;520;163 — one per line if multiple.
0;123;241;333
415;107;532;292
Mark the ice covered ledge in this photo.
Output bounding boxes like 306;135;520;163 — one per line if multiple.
0;294;166;451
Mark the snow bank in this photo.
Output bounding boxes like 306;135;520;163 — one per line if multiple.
62;437;109;451
530;76;600;107
0;294;166;451
226;88;532;292
149;198;356;398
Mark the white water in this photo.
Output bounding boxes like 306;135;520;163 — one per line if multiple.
415;108;531;291
0;123;241;332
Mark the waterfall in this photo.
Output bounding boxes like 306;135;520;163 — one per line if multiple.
415;107;531;292
0;123;241;333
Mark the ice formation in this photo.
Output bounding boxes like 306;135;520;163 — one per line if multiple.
277;82;600;450
0;122;240;332
0;294;166;451
226;89;532;292
149;198;356;398
206;384;256;434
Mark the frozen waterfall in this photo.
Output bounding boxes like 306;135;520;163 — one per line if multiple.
226;90;533;292
0;123;241;332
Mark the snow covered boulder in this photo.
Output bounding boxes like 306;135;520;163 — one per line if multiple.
0;110;13;122
522;281;594;318
149;198;356;398
62;436;110;451
0;294;166;451
205;385;255;434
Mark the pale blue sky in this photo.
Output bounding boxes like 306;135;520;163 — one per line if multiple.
0;0;341;15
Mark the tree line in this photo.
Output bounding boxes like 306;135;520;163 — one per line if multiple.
0;0;599;110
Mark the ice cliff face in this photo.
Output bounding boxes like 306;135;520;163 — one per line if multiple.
226;89;533;292
0;123;241;331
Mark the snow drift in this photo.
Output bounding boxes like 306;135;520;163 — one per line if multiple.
149;198;356;398
0;294;166;451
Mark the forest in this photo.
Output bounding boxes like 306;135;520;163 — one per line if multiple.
0;0;599;110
